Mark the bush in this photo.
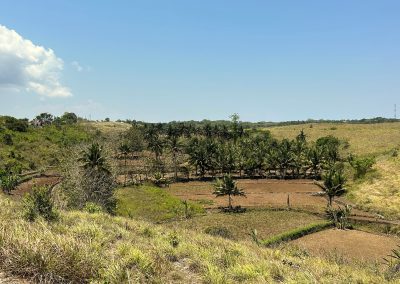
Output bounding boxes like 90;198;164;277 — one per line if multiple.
23;186;58;222
204;226;234;240
348;155;375;179
3;133;13;145
84;202;103;214
326;205;352;229
0;173;19;194
4;116;28;132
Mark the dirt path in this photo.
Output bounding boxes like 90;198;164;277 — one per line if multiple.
292;229;400;262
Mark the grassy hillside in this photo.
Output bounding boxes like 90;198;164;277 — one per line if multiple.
267;122;400;156
266;122;400;219
0;195;395;283
347;155;400;219
0;122;96;172
115;185;204;222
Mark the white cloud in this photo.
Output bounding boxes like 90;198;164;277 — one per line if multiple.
71;61;91;72
71;61;83;72
0;24;72;98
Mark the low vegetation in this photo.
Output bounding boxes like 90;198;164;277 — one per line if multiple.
115;185;204;222
262;221;333;247
347;155;400;219
1;113;400;282
0;196;394;283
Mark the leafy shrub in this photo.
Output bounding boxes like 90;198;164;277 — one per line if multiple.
23;186;58;222
4;116;28;132
84;202;103;213
2;133;13;145
326;205;352;229
348;154;376;179
384;246;400;280
0;173;19;194
204;226;234;240
168;231;180;248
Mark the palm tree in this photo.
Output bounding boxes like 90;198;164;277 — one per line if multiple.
323;167;346;206
276;139;294;179
307;146;324;179
79;143;110;173
144;125;164;162
213;175;245;209
167;134;182;180
118;143;130;186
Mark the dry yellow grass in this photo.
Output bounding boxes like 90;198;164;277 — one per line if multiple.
348;156;400;219
82;121;131;135
266;122;400;155
267;122;400;219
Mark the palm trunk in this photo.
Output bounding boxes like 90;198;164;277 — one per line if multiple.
173;152;178;180
124;156;127;187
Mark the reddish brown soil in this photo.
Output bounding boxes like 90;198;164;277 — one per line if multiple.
12;176;61;197
292;229;400;262
168;179;329;211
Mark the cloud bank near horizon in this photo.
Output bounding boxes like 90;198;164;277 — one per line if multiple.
0;24;72;98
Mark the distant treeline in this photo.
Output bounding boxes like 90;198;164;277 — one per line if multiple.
119;117;399;130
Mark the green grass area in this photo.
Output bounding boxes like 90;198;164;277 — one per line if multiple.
0;123;95;171
261;221;333;247
0;194;395;283
115;185;205;222
167;209;325;241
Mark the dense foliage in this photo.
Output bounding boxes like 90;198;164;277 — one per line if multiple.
119;115;345;181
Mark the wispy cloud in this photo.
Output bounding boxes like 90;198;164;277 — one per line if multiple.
0;24;72;98
71;61;91;72
71;61;83;72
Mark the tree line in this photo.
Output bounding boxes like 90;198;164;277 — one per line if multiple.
119;114;344;181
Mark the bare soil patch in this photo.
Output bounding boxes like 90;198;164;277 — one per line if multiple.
12;176;61;197
168;179;328;212
292;229;400;262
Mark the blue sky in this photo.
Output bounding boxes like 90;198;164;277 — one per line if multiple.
0;0;399;122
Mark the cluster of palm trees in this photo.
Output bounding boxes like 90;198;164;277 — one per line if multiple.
185;131;341;179
120;115;343;181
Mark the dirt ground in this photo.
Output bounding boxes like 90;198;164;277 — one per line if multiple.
168;179;329;212
292;229;400;262
12;176;61;197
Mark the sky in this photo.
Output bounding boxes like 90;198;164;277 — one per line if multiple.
0;0;399;122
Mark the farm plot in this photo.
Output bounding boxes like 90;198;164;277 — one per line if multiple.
168;179;328;212
291;229;400;262
12;176;61;198
167;209;325;241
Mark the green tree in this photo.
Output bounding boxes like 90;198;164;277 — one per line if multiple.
78;143;110;173
0;173;19;194
213;175;245;209
118;143;130;186
323;167;346;206
78;143;116;212
348;154;375;179
307;145;324;179
23;185;58;222
166;133;182;180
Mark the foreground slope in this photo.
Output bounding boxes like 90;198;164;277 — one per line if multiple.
0;196;396;283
